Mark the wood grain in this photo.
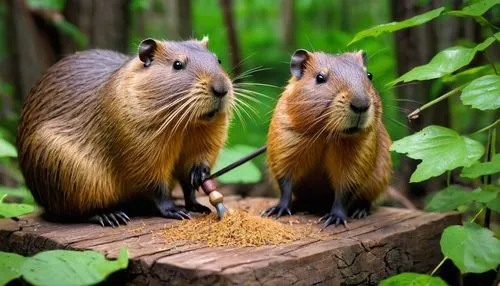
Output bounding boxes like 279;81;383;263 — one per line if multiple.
0;197;460;286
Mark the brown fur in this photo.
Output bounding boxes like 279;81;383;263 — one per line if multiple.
267;51;392;212
17;39;233;216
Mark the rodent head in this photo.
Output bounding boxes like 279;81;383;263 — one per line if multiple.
285;49;381;137
128;37;234;134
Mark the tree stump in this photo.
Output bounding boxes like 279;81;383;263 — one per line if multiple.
0;197;460;285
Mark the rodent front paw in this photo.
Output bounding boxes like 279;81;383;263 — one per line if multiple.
189;164;211;190
186;202;211;214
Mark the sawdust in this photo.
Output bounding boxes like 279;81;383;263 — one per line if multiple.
156;210;326;247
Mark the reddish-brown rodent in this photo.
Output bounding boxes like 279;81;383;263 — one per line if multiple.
17;37;234;226
262;49;392;227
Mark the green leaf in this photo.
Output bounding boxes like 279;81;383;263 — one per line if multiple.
348;8;445;45
21;248;129;286
487;194;500;212
441;223;500;273
0;251;26;285
445;0;500;17
426;185;474;212
390;126;484;182
213;145;262;184
379;272;448;286
460;75;500;110
425;185;498;212
0;186;35;204
461;153;500;178
442;64;499;84
0;200;34;218
0;137;17;158
389;33;498;86
472;185;500;203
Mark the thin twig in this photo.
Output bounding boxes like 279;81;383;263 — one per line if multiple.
407;84;466;120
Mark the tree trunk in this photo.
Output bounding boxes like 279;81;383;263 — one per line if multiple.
165;0;192;40
281;0;294;51
391;0;461;205
219;0;242;76
63;0;129;54
5;0;55;100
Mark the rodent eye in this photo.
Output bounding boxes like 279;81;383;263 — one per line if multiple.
173;60;184;70
316;73;327;84
367;72;373;81
217;58;222;64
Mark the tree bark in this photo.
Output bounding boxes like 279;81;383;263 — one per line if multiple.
219;0;242;76
281;0;295;51
165;0;192;40
391;0;462;205
5;0;55;100
63;0;129;54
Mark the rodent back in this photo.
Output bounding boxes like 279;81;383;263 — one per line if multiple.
18;50;129;132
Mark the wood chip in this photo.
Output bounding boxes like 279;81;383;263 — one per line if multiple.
156;210;325;247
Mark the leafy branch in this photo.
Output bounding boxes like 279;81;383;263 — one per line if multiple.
352;0;500;285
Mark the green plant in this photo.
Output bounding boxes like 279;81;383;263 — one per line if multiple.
350;0;499;285
0;248;129;286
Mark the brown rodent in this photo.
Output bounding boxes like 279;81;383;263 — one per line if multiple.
262;49;392;227
16;37;234;226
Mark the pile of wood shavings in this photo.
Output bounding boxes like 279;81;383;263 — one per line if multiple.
156;210;323;247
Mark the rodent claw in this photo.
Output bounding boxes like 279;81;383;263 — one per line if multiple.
261;205;292;219
319;213;348;229
102;214;115;228
117;211;130;222
350;206;370;220
89;211;130;227
186;203;211;214
109;213;120;226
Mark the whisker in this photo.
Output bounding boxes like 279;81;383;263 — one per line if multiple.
234;87;274;100
234;92;265;106
232;66;272;82
233;98;258;125
232;105;248;131
229;53;256;75
234;82;280;89
382;115;414;131
234;96;260;118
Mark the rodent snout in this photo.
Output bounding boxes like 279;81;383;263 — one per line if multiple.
211;81;229;98
349;94;371;114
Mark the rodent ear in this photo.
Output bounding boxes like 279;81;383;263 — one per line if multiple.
200;36;209;48
138;38;157;67
354;50;368;70
290;49;310;79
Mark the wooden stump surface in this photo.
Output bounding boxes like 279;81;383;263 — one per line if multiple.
0;197;460;286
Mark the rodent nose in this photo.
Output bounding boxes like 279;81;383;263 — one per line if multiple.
350;95;370;113
211;84;228;98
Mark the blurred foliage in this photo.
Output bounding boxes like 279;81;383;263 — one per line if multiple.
375;0;500;284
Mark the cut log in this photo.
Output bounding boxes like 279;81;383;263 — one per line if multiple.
0;197;460;285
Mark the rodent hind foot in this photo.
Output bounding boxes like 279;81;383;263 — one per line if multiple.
318;210;348;229
185;202;211;214
89;211;130;228
350;202;371;220
260;204;292;219
351;208;369;219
